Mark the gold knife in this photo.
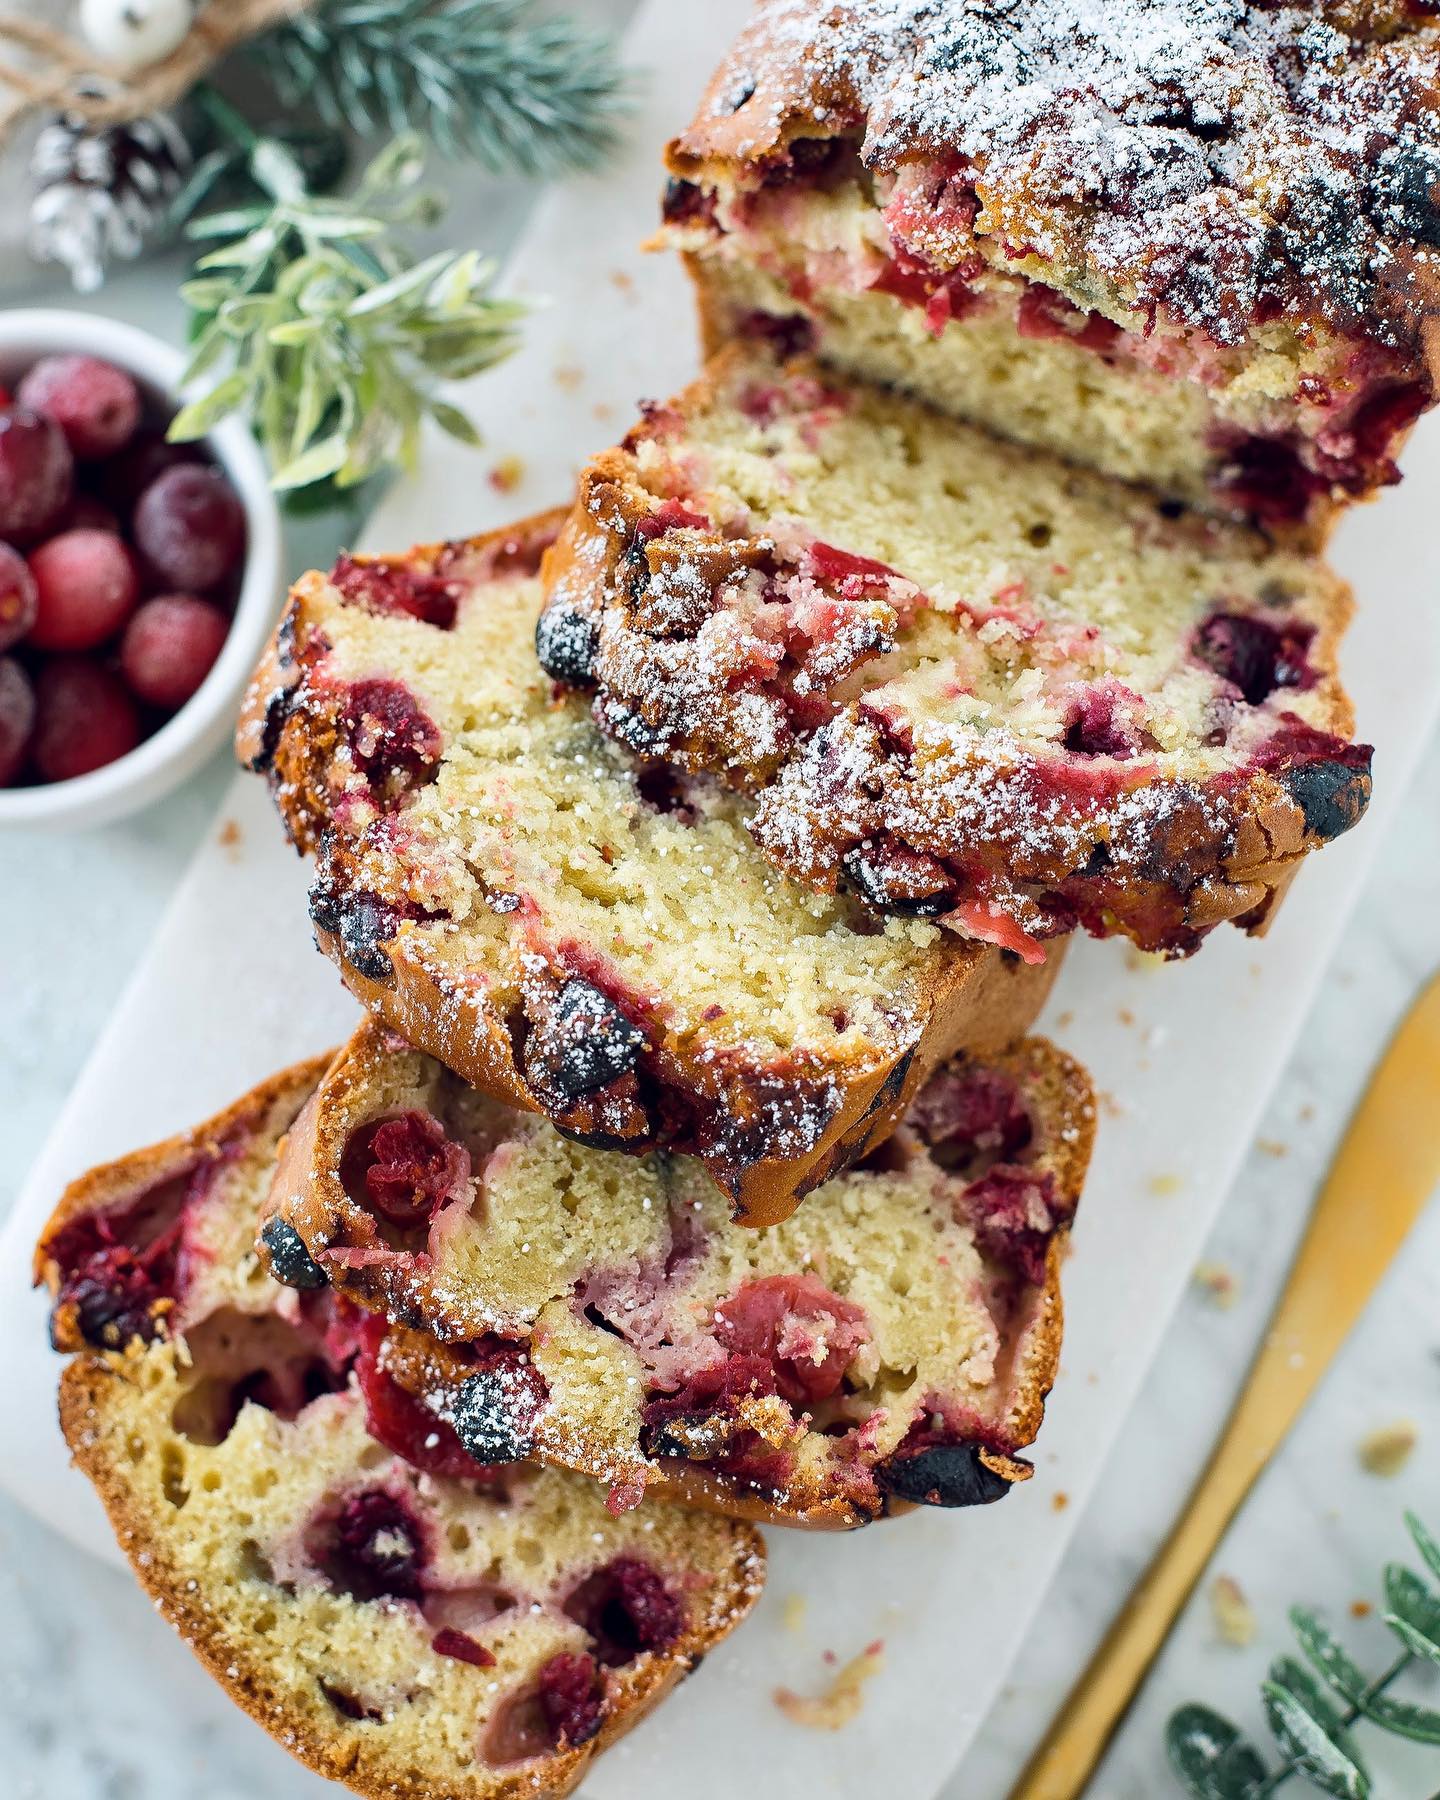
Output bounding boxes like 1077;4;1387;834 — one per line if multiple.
1010;967;1440;1800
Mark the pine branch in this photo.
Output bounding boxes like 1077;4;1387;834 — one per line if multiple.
1167;1514;1440;1800
248;0;630;178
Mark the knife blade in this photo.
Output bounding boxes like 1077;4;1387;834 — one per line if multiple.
1009;967;1440;1800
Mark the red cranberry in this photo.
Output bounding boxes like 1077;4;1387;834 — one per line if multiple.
1193;611;1314;706
1214;436;1326;526
563;1557;683;1666
28;529;140;652
339;678;443;793
55;1246;166;1349
132;464;245;591
0;543;38;652
660;177;717;228
1015;285;1121;353
538;1651;605;1748
714;1274;869;1407
432;1627;495;1668
320;1488;427;1602
806;539;902;599
0;657;35;783
354;1317;503;1482
909;1065;1032;1165
339;1110;468;1230
17;355;141;460
31;657;141;782
331;553;459;629
0;408;72;541
120;595;229;710
1062;682;1139;757
634;498;711;541
962;1165;1062;1285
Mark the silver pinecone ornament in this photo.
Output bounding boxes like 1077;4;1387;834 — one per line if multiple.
29;99;191;292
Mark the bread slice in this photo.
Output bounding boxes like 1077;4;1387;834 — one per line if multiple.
665;0;1440;543
239;511;1058;1227
35;1061;764;1800
539;347;1370;960
262;1018;1095;1531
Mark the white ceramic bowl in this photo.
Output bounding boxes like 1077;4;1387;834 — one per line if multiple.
0;310;282;831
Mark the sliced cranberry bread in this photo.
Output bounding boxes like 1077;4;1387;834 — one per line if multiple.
36;1061;764;1800
665;0;1440;542
260;1017;1094;1531
239;511;1057;1227
538;348;1371;961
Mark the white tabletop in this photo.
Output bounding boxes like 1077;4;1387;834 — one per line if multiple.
3;4;1439;1793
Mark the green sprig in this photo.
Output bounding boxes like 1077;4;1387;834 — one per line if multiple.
1167;1514;1440;1800
249;0;629;177
169;129;523;493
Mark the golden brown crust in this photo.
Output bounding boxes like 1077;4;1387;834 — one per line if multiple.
58;1347;762;1800
269;1020;1094;1531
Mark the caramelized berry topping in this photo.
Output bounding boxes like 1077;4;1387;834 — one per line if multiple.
876;1439;1012;1509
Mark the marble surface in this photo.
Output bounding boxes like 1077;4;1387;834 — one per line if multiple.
3;3;1440;1792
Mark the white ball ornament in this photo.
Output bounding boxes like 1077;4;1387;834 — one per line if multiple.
79;0;197;74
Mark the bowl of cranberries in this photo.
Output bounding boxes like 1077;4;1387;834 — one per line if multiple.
0;310;281;829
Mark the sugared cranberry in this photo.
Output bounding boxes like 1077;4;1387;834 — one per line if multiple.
31;657;141;782
563;1557;683;1666
120;594;229;710
714;1274;869;1408
132;464;245;591
331;553;458;629
538;1651;605;1747
526;979;647;1104
0;408;72;540
27;529;140;652
1194;611;1314;706
452;1343;548;1466
339;1110;468;1230
909;1065;1032;1165
0;544;37;653
0;657;35;783
339;678;443;792
353;1318;504;1482
843;843;952;916
259;1216;328;1291
321;1488;427;1602
18;355;141;460
535;602;599;685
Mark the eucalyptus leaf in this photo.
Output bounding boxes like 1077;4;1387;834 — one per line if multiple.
1290;1610;1368;1707
1166;1704;1269;1800
167;373;254;441
1385;1566;1440;1653
1261;1681;1369;1800
1360;1691;1440;1744
1407;1515;1440;1587
272;434;351;490
1385;1614;1440;1671
429;400;482;446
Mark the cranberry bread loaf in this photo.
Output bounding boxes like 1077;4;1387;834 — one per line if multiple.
538;348;1371;961
36;1061;764;1800
260;1018;1095;1531
665;0;1440;543
239;512;1058;1227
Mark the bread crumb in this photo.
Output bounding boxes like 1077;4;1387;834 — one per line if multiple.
782;1593;808;1635
488;455;526;494
1125;947;1168;973
1053;1010;1074;1030
1117;1007;1136;1027
554;364;584;391
1149;1172;1183;1197
1051;1490;1069;1512
1358;1420;1418;1478
1194;1261;1238;1309
775;1641;884;1730
611;270;635;293
217;818;243;858
1350;1600;1372;1619
1211;1576;1256;1647
1257;1138;1288;1158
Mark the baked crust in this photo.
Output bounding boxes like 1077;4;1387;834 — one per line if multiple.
264;1019;1096;1531
239;513;1059;1227
536;345;1371;959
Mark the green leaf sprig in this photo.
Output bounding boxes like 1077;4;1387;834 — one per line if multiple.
169;127;523;493
1168;1513;1440;1800
250;0;629;177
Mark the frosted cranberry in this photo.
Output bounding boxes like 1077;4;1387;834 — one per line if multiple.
451;1341;548;1466
331;553;458;629
524;978;647;1104
18;355;141;460
339;678;443;792
28;529;140;652
120;595;229;710
0;543;38;651
339;1110;469;1230
0;408;72;540
563;1557;683;1666
96;430;194;514
714;1274;869;1407
538;1652;605;1747
31;657;140;781
0;657;35;783
843;842;952;916
353;1317;501;1481
1194;611;1314;706
321;1488;427;1602
59;494;120;535
133;464;245;591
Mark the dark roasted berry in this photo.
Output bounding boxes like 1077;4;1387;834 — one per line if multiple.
876;1441;1013;1509
1256;722;1374;842
843;844;952;916
535;603;599;685
260;1216;329;1290
529;979;647;1103
337;892;402;981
